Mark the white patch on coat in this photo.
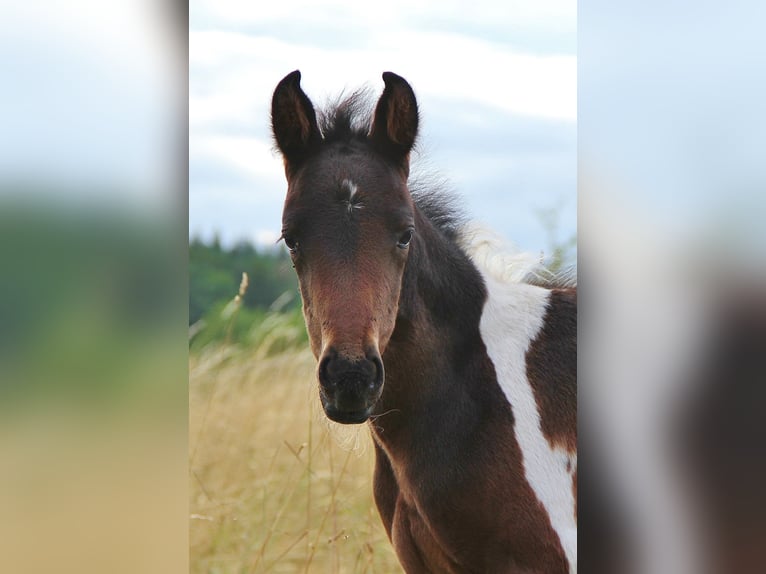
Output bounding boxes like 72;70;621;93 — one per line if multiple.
461;223;578;573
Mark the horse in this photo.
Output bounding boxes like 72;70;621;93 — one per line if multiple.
270;70;577;573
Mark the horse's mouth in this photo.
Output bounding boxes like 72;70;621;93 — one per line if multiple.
318;374;383;425
322;404;373;425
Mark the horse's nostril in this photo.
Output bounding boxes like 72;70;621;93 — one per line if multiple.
366;350;384;385
318;351;337;388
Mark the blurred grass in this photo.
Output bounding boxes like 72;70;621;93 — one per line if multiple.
0;202;188;573
0;1;188;570
0;203;186;413
189;308;401;573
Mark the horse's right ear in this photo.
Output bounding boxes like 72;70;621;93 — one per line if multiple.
271;70;321;175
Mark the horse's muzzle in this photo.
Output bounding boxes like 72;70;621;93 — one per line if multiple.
317;348;384;424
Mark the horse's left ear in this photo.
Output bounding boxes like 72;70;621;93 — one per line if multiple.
370;72;419;171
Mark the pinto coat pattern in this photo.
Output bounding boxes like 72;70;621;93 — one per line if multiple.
271;70;577;573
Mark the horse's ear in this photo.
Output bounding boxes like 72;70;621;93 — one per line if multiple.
369;72;419;170
271;70;321;174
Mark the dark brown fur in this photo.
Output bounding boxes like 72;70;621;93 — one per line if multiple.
526;288;577;454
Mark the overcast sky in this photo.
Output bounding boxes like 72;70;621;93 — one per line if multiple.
189;0;576;253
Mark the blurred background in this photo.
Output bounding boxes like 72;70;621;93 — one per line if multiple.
580;1;766;572
0;1;188;572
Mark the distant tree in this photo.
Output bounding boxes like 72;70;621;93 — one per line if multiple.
189;237;299;324
536;201;577;274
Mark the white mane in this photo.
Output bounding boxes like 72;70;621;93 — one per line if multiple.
457;222;551;286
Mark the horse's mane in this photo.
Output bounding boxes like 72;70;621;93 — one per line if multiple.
317;89;374;143
318;92;576;290
457;223;575;289
410;174;466;243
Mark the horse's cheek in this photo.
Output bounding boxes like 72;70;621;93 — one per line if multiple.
377;278;404;354
299;289;323;358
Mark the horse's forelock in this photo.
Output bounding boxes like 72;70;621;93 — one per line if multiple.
317;88;375;143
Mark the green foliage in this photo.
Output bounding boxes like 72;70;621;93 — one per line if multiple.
189;302;307;355
189;237;300;325
535;201;578;274
1;203;186;413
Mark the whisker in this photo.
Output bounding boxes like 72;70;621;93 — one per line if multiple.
368;408;401;422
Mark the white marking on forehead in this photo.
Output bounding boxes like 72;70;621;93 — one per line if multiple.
475;269;578;572
341;178;358;200
341;178;363;214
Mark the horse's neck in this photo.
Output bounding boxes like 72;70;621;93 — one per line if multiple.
372;215;565;449
372;216;492;439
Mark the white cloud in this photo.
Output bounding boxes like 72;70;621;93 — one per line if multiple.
191;134;281;181
1;0;180;206
190;30;575;126
193;0;575;38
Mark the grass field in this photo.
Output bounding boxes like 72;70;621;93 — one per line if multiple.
189;316;401;573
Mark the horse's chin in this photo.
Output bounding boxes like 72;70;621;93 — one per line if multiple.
322;404;373;425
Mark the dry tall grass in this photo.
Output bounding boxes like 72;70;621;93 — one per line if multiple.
190;337;401;573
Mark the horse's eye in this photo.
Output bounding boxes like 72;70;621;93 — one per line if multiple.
397;229;414;249
282;233;298;252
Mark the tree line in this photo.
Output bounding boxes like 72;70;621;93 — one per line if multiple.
189;236;299;325
189;220;576;327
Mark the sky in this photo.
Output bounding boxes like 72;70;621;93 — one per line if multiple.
0;1;180;210
189;0;576;253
